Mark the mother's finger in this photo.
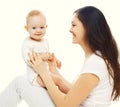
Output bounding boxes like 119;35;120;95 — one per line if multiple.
32;51;37;60
28;59;34;67
28;52;35;64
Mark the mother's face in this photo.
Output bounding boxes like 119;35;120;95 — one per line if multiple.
69;14;86;45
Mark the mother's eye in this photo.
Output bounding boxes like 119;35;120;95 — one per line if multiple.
72;24;76;27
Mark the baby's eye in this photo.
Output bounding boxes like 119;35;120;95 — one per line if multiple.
32;27;36;29
40;26;45;29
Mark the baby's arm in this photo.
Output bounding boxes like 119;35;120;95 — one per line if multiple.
39;52;61;69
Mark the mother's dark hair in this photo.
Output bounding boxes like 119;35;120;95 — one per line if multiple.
74;6;120;100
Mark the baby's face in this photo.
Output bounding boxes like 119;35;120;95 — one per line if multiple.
27;15;47;41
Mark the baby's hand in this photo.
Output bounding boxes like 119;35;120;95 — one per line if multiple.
56;58;61;69
39;52;62;69
47;53;62;71
39;52;53;61
48;53;62;69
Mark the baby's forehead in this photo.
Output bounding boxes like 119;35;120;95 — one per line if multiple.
27;15;46;25
26;10;46;25
28;15;45;19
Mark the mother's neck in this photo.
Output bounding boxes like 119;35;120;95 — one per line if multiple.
81;44;94;59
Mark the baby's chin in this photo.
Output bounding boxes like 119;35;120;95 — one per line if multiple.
30;37;42;41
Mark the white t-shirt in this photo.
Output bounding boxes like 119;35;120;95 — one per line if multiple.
21;37;49;85
73;52;113;107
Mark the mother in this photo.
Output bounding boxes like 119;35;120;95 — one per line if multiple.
29;6;120;107
0;6;120;107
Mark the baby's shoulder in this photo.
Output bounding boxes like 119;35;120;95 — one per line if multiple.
22;37;34;45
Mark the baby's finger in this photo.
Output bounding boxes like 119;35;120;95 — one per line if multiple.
47;53;54;62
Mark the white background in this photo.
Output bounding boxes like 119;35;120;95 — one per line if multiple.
0;0;120;107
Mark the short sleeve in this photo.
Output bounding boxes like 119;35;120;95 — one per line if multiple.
21;39;31;64
81;55;107;80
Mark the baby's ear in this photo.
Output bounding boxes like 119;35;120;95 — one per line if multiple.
46;25;48;28
24;25;28;31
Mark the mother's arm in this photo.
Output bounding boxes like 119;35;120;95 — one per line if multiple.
43;53;73;93
28;51;99;107
34;52;72;91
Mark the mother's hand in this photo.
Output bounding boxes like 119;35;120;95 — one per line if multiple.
28;51;47;75
28;51;58;74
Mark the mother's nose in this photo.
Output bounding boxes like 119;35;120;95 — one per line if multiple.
69;27;73;33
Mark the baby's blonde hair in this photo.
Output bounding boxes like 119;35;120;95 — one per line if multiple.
26;10;46;24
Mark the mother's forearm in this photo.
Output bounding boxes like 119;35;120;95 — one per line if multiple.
55;72;73;94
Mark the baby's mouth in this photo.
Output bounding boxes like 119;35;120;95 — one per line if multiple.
35;34;41;36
